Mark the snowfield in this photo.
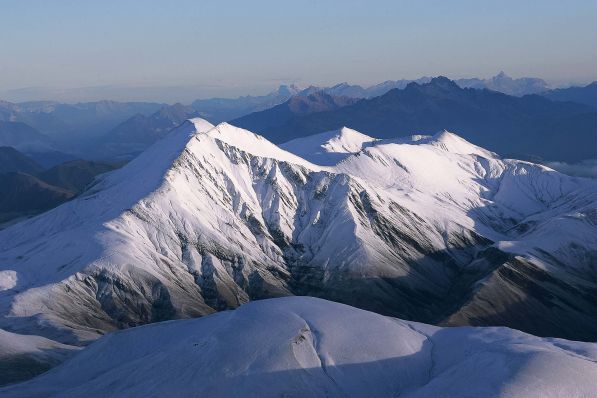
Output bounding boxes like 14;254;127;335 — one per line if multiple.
2;297;597;398
0;118;596;385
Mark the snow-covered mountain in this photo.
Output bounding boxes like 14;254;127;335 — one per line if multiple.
3;297;597;397
0;118;596;384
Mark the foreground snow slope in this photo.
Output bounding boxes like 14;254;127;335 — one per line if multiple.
0;330;78;386
0;118;596;386
3;297;597;398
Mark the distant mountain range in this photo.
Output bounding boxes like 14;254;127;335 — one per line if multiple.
230;92;358;136
299;72;551;99
191;84;302;123
91;93;354;160
233;77;597;162
0;172;75;224
0;100;164;155
0;121;76;167
38;159;119;193
543;81;597;108
296;78;432;99
456;71;550;96
93;103;200;160
0;146;44;175
1;73;596;166
0;100;163;139
0;120;55;153
0;148;119;225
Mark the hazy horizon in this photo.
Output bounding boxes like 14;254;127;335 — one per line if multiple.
2;0;597;102
0;71;594;104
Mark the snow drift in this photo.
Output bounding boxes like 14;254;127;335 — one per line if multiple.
2;297;597;398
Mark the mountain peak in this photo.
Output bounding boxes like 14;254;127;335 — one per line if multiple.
427;129;496;157
276;84;301;97
189;117;215;134
204;122;316;167
332;82;350;89
323;126;376;153
402;76;460;94
492;71;515;84
429;76;460;89
337;125;373;139
285;91;358;114
281;126;377;165
154;103;196;120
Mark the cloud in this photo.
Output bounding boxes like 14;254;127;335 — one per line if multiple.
545;159;597;179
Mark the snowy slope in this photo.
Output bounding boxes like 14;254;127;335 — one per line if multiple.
0;329;78;386
280;126;378;165
0;118;596;385
3;297;597;398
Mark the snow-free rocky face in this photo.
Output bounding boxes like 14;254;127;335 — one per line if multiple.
0;118;596;383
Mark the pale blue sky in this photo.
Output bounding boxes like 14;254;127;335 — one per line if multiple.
1;0;596;99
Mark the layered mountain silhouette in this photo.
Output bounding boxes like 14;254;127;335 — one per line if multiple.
0;100;163;153
457;71;550;96
231;92;358;135
0;148;118;225
0;146;43;174
39;160;120;193
0;121;75;167
0;121;55;153
191;84;302;123
0;172;74;223
94;103;200;159
543;81;597;108
233;77;596;162
2;75;595;166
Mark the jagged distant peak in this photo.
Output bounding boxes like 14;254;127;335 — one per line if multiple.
275;84;302;96
495;70;510;79
428;76;461;88
331;82;351;88
401;76;460;93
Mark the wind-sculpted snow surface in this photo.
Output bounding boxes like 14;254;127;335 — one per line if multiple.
3;297;597;398
0;118;597;383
